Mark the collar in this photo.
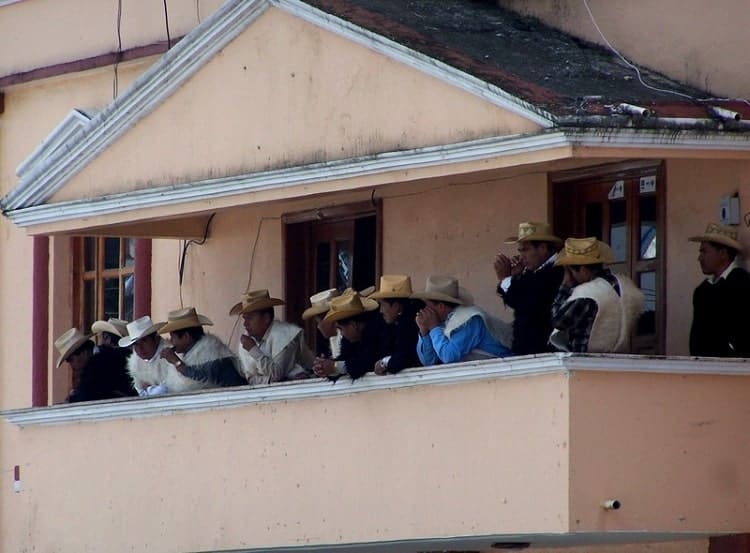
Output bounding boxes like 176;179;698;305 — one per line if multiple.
535;252;558;272
708;260;737;284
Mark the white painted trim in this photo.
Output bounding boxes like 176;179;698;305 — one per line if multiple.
272;0;555;128
5;353;750;427
0;0;24;6
0;0;271;212
15;109;95;179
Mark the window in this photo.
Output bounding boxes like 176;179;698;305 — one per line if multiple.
73;237;136;331
552;161;665;354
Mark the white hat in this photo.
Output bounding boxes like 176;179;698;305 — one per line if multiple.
118;316;165;347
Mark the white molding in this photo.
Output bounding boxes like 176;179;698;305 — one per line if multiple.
5;353;750;427
272;0;555;128
0;0;25;7
0;0;271;212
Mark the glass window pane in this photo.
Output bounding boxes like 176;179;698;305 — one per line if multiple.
83;279;96;331
122;275;134;321
316;242;331;290
336;240;351;290
609;200;627;263
83;237;97;272
104;238;120;269
637;271;656;335
639;195;657;260
124;238;136;268
103;277;120;319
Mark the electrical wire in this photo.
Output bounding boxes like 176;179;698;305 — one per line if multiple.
113;0;123;99
177;213;216;307
163;0;172;49
196;0;202;24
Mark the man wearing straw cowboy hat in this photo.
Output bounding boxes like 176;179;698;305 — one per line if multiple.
688;223;750;357
411;275;511;366
229;290;314;385
54;327;136;402
159;307;245;388
550;237;644;353
369;275;421;374
90;317;129;350
302;288;343;358
494;222;564;355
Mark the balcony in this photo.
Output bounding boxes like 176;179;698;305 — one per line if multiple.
3;353;749;552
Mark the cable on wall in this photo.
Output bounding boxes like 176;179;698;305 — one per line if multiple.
163;0;172;49
113;0;123;99
177;212;216;307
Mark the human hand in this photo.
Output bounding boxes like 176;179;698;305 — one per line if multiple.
562;266;577;287
240;334;255;352
373;359;388;375
493;253;512;280
509;255;525;276
160;347;181;365
312;356;336;377
415;306;439;335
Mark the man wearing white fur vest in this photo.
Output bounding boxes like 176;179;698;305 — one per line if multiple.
550;237;644;353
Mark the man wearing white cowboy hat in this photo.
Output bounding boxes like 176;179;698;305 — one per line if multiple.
550;237;644;353
494;222;564;355
55;327;136;402
90;317;129;349
369;275;421;374
159;307;245;388
411;275;511;366
230;290;314;385
312;292;381;380
302;288;341;358
688;223;750;357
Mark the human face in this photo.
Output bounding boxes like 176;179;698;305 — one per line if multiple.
698;242;730;278
424;300;451;323
316;316;337;339
336;319;363;343
133;334;160;361
518;242;551;272
379;299;403;324
169;331;194;354
568;265;593;284
66;348;91;374
242;311;272;340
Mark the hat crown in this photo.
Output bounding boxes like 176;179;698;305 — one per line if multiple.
564;237;599;256
230;289;284;315
506;221;561;244
703;222;738;241
126;316;157;338
308;288;340;307
425;275;459;297
91;317;129;337
54;327;88;355
163;307;213;328
371;275;413;298
555;237;614;265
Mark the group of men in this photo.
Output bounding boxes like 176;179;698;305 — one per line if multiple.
55;220;750;403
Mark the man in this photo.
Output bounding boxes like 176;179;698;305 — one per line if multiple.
494;222;564;355
90;317;129;350
229;290;315;385
411;275;512;365
369;274;421;374
301;288;341;357
159;307;245;388
688;223;750;357
55;327;136;402
312;293;381;380
550;237;644;353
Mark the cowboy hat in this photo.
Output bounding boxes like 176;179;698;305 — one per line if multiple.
229;290;284;316
54;328;93;368
340;287;379;310
302;288;340;320
410;275;470;305
555;237;615;266
118;316;166;347
688;222;743;252
369;275;414;299
505;222;562;244
90;318;129;338
159;307;213;334
323;293;379;323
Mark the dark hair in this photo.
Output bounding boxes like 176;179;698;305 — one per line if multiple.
173;326;205;341
71;340;95;357
101;331;120;345
336;312;369;326
710;241;738;262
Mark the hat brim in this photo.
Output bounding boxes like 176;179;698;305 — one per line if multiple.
504;234;563;245
302;304;329;320
159;315;213;334
555;245;615;266
323;302;379;323
56;334;94;368
409;291;466;305
688;234;742;252
118;324;165;347
90;321;128;337
369;290;413;299
230;298;284;316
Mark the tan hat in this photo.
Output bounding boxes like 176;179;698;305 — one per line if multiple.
505;222;562;244
410;275;470;305
555;237;615;266
159;307;213;334
54;328;93;368
688;222;742;252
229;290;284;316
302;288;340;320
323;293;379;323
369;275;414;299
118;316;165;347
90;318;129;338
340;287;379;310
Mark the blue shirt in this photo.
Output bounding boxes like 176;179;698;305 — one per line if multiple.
417;312;511;365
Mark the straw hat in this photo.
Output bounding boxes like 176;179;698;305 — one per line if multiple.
505;222;562;244
340;287;379;310
302;288;341;320
688;222;742;252
369;275;414;299
159;307;213;334
54;328;93;368
410;275;470;305
555;237;615;266
229;290;284;316
118;316;166;347
90;318;129;338
323;293;379;323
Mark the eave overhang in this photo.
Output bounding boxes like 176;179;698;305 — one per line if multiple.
5;127;750;232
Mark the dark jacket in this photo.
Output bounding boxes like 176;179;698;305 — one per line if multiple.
338;312;382;380
690;266;750;357
68;346;136;402
497;262;564;355
378;303;421;373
